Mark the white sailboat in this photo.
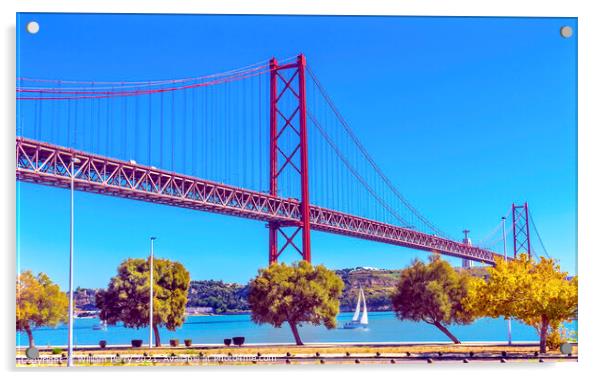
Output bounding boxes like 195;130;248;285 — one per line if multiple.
92;320;107;331
344;287;369;329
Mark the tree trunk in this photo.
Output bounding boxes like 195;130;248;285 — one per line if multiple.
25;325;35;348
153;324;161;347
539;316;549;354
432;321;461;344
288;321;304;346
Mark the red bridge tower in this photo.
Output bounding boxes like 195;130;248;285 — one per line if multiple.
512;202;531;259
268;54;311;264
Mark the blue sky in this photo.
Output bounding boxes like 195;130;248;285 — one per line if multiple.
16;14;577;288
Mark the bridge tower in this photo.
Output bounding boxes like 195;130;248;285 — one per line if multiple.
461;229;473;268
512;202;531;259
268;54;312;264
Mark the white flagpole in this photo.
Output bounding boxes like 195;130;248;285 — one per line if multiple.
502;216;512;345
67;157;80;367
149;237;156;348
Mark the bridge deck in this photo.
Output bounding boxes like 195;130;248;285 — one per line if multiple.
16;137;501;264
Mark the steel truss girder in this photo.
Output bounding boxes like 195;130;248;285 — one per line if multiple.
16;137;501;265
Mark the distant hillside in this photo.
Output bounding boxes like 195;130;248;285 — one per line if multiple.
335;267;401;312
187;280;249;313
73;287;101;317
72;281;250;316
336;265;490;312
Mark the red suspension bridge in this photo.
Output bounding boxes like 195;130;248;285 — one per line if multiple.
16;54;545;266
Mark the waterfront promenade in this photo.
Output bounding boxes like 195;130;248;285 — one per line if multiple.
16;342;577;366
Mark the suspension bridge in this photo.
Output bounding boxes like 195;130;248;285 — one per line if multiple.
16;54;546;266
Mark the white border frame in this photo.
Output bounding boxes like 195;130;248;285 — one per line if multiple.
2;1;600;378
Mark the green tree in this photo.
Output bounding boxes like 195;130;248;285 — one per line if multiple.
16;271;68;348
464;254;578;353
248;261;344;345
95;257;190;347
391;255;474;343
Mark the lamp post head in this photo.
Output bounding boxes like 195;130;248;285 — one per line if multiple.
150;237;157;241
71;157;81;164
502;216;506;221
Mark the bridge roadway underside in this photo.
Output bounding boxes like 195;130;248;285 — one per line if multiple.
16;137;501;264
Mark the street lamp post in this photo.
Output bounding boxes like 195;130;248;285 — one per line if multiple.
502;216;512;346
149;237;156;348
67;157;80;367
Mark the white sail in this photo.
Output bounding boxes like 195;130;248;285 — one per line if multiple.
344;287;369;329
359;288;369;325
351;288;362;321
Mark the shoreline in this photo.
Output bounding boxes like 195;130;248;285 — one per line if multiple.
80;310;391;318
16;340;547;350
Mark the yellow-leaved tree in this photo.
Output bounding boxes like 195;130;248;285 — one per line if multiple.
16;271;69;348
464;254;577;353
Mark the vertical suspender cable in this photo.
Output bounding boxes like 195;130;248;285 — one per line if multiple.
171;83;175;171
192;86;197;176
123;89;128;159
67;98;72;147
107;87;112;156
183;88;187;174
74;95;78;148
243;77;247;188
96;90;101;154
204;85;208;178
135;91;139;162
148;82;152;166
258;72;263;191
89;82;94;152
160;90;164;169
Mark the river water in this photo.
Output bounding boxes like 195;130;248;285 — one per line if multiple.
16;312;577;347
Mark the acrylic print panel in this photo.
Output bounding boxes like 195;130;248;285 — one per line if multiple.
16;13;577;366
